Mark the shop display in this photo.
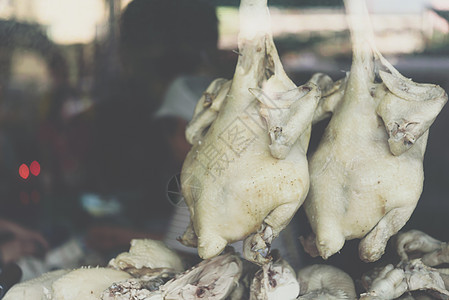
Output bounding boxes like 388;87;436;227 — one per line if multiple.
3;0;448;299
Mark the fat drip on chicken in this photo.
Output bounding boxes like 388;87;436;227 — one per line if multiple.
304;0;447;262
179;0;332;264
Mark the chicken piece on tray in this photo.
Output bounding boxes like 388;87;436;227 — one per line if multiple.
360;260;449;300
396;230;449;292
3;267;132;300
249;253;299;300
3;240;240;300
179;0;327;265
108;239;184;275
304;0;448;262
248;255;356;300
161;250;241;300
397;230;449;268
102;250;242;300
2;269;71;300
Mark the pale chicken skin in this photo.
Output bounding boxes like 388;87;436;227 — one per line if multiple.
304;0;447;262
306;83;426;261
180;0;322;263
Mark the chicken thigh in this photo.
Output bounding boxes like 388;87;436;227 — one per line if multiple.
180;0;324;264
304;0;447;262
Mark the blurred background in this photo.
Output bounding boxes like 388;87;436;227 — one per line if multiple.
0;0;448;290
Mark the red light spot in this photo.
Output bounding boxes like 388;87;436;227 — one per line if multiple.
19;164;29;179
20;191;29;205
30;161;41;176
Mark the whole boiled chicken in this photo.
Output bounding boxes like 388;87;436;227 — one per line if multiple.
180;0;327;264
304;0;448;262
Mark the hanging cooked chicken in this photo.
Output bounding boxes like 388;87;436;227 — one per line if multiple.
304;0;447;262
180;0;328;264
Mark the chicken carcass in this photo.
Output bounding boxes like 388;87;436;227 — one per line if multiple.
180;0;324;264
360;260;449;300
3;269;70;300
108;239;184;274
3;267;132;300
304;0;448;262
161;251;242;300
396;230;449;292
3;239;182;300
103;250;242;300
397;230;449;268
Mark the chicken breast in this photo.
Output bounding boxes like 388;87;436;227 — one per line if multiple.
180;0;323;264
304;0;447;262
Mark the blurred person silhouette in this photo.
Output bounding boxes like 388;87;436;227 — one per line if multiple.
38;53;90;196
85;0;221;255
0;218;48;266
0;218;49;295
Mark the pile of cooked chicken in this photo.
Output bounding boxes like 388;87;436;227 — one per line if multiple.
8;231;449;299
4;0;448;299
